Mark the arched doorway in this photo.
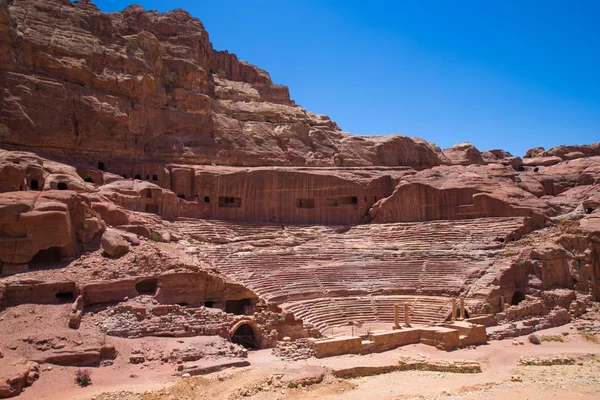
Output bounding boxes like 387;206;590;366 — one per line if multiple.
231;323;258;349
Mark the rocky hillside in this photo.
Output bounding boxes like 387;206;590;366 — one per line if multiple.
0;0;448;168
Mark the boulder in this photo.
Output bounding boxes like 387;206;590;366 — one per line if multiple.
101;229;130;258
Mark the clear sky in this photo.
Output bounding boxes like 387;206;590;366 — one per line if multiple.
95;0;599;156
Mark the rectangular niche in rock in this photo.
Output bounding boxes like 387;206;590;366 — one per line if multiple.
338;196;358;205
296;198;315;209
218;196;241;208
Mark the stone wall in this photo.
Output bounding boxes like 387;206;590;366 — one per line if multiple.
310;322;486;358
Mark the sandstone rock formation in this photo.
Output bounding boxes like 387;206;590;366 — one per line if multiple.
0;0;447;169
0;2;599;394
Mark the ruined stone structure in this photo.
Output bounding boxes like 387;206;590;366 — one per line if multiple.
0;2;599;393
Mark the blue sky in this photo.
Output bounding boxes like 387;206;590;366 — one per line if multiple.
95;0;599;156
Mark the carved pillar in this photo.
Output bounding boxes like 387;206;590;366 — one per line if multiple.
451;298;457;322
403;302;411;328
500;296;505;311
460;296;466;320
394;303;400;329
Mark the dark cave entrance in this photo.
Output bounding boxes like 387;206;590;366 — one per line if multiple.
231;323;257;349
84;177;94;183
57;182;68;190
30;179;39;190
225;298;252;315
135;279;158;295
55;292;74;303
511;291;526;305
204;301;214;308
31;247;62;263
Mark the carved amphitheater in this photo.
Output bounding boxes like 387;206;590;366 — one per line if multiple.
0;0;599;398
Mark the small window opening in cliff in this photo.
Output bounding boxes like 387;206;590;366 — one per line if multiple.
231;323;257;349
84;177;94;183
97;162;105;171
338;196;358;205
296;198;315;209
226;298;252;315
178;194;185;199
30;180;39;190
55;292;74;303
204;301;214;308
218;196;241;208
517;166;525;172
145;174;150;180
533;167;539;173
177;302;188;307
134;174;141;180
152;174;158;181
512;291;526;305
135;279;158;296
57;182;68;190
585;207;595;214
122;175;127;179
145;204;159;214
204;196;210;204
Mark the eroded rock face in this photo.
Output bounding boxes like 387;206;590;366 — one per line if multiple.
0;0;445;170
0;190;104;270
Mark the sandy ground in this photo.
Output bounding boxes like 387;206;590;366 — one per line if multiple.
5;322;600;400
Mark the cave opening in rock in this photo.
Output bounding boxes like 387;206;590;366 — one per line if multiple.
225;298;252;315
30;247;63;266
512;291;526;305
84;177;94;183
97;162;105;171
204;301;214;308
152;174;158;181
57;182;68;190
145;204;159;214
135;279;158;295
134;174;141;180
177;302;188;307
55;292;74;303
204;196;210;203
30;179;39;190
533;167;539;173
177;194;185;199
231;323;257;349
585;207;595;214
146;174;150;180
